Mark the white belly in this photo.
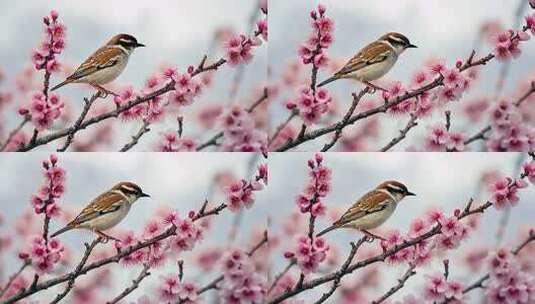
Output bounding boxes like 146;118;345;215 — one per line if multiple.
346;202;397;230
75;56;128;85
346;55;397;82
80;203;131;231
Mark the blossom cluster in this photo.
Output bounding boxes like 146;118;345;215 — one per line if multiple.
422;272;464;303
224;34;261;66
489;176;527;209
295;153;331;217
492;29;530;61
485;248;535;303
220;104;267;152
20;92;65;131
297;4;334;67
114;211;204;266
157;274;199;303
286;86;333;125
218;249;267;303
31;10;66;73
156;131;197;152
424;125;466;152
380;209;470;266
486;100;535;151
30;154;65;217
18;236;64;275
284;235;329;274
225;163;267;212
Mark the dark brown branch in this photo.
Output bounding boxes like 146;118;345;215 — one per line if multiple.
267;197;494;303
57;91;102;152
274;51;495;152
3;203;227;304
313;238;368;304
371;264;417;304
106;263;151;304
321;88;370;152
15;57;227;152
49;238;103;304
379;114;418;152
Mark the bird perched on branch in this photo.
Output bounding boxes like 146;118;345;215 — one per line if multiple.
51;34;145;96
317;32;417;91
317;180;415;240
50;182;150;240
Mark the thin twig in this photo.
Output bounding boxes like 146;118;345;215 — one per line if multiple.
379;114;418;152
106;263;151;304
119;120;151;152
371;264;417;304
0;116;30;152
321;88;370;152
57;91;101;152
0;259;31;298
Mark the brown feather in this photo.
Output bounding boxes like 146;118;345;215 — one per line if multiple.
333;41;394;78
66;47;124;82
68;191;125;227
333;190;394;227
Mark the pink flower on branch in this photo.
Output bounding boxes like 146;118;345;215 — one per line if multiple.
157;274;199;303
30;154;65;217
224;164;267;212
18;235;64;275
156;132;197;152
489;177;527;209
284;235;329;274
220;104;267;152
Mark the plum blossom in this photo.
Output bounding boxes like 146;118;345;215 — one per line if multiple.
220;104;267;152
156;131;197;152
30;154;65;217
168;215;204;254
21;91;65;131
486;100;535;151
492;29;530;61
489;177;528;209
157;274;199;303
295;153;331;217
224;34;261;66
225;164;267;212
114;87;145;121
18;236;64;275
256;19;268;41
422;272;465;303
424;125;467;151
218;249;267;303
284;235;329;274
297;4;334;66
522;161;535;185
168;71;203;107
485;249;535;304
32;11;66;73
286;86;333;125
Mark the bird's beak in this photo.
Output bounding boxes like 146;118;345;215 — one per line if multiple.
140;192;150;198
406;191;416;196
136;43;146;48
407;43;418;49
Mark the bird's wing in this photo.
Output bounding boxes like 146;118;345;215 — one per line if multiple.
334;41;394;78
333;190;393;227
68;191;124;227
66;46;123;81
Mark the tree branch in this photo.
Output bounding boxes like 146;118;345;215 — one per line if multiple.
119;120;151;152
106;263;151;304
379;114;418;152
371;264;417;304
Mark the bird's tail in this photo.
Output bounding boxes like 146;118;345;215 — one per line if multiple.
316;225;337;237
50;80;71;92
317;76;337;88
50;225;73;238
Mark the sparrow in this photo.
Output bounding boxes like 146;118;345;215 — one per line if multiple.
317;180;415;240
50;34;145;95
317;32;417;91
50;182;150;240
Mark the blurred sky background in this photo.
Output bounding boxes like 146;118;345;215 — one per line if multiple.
0;0;267;151
267;152;535;302
269;0;535;151
0;152;268;301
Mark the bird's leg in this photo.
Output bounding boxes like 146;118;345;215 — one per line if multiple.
90;84;118;97
364;81;388;92
96;230;120;242
361;229;386;241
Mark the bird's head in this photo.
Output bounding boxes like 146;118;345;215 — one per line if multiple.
112;181;150;203
379;32;417;55
107;34;145;53
376;180;415;202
